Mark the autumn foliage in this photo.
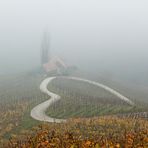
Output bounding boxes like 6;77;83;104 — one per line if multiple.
5;116;148;148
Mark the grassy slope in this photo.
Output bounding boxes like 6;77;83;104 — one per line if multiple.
0;70;147;143
0;71;148;146
0;74;48;140
47;77;147;119
72;70;148;105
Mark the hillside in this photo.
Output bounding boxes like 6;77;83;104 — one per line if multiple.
0;73;148;147
47;77;147;119
6;116;148;148
0;74;47;144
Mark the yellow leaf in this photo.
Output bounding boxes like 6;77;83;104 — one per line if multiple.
95;143;100;148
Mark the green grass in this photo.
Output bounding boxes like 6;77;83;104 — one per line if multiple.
46;77;146;119
0;74;49;139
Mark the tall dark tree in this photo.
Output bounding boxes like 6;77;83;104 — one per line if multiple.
41;31;50;65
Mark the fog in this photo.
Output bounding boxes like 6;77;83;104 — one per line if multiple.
0;0;148;84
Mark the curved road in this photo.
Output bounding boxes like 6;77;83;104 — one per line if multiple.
30;76;134;123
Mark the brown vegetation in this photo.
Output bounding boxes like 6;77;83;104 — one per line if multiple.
5;116;148;148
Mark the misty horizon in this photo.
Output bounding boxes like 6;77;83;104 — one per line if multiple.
0;0;148;84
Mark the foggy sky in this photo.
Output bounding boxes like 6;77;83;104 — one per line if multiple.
0;0;148;83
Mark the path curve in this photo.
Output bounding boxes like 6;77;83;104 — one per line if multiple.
30;77;66;123
30;76;134;123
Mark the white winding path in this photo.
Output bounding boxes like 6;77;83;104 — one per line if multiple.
30;77;66;123
30;76;134;123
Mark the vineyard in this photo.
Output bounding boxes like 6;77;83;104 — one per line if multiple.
47;77;148;118
0;74;148;147
0;74;48;145
6;116;148;148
